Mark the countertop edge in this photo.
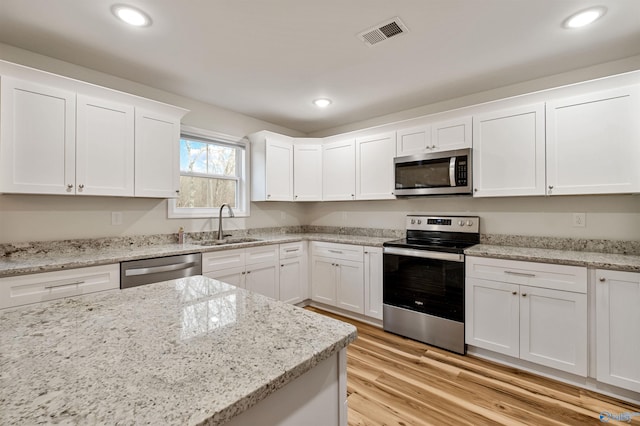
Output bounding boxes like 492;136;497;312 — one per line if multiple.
465;244;640;273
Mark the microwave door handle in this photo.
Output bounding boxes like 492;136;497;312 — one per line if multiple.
449;156;456;187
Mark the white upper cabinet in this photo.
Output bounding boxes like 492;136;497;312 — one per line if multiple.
323;139;356;201
546;85;640;196
0;63;188;198
431;116;472;152
472;103;546;197
77;95;134;196
250;131;294;201
396;124;431;157
396;115;471;157
293;140;322;201
355;132;396;200
134;109;181;198
0;77;76;195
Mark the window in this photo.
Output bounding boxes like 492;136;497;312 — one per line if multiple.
169;126;249;218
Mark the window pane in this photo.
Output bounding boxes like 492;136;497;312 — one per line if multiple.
207;144;236;176
180;139;208;174
176;176;236;208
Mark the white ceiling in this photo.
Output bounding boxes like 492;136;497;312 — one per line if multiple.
1;1;639;134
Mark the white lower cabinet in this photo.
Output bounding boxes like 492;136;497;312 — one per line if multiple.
203;245;279;299
364;247;383;320
311;242;364;314
279;242;308;304
596;269;640;392
0;264;120;309
466;256;587;376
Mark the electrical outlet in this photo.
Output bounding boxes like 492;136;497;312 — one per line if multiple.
111;212;123;226
572;213;586;228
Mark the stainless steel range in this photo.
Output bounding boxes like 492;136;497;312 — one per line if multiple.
382;215;480;354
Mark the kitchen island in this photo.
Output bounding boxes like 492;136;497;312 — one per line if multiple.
0;276;357;425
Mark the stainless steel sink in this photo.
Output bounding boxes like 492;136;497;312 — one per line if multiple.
197;237;262;246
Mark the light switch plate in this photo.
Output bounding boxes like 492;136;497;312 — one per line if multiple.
112;212;123;226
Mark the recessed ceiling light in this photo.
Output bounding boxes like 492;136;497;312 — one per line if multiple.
313;98;332;108
563;6;606;29
111;4;152;27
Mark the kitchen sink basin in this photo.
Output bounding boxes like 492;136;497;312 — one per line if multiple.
197;237;262;246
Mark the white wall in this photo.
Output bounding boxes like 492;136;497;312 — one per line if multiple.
302;195;640;241
0;43;307;243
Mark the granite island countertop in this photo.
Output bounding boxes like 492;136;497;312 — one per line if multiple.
0;233;394;278
465;244;640;272
0;275;357;425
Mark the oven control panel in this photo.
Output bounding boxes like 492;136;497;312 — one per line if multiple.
406;215;479;233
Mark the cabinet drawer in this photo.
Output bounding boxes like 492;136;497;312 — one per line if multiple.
466;256;586;293
280;241;305;259
0;264;119;310
311;242;363;262
245;245;279;266
202;249;245;273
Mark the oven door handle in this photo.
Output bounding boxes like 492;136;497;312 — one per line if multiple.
383;246;464;262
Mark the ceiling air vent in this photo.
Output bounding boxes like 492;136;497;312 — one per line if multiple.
358;17;408;46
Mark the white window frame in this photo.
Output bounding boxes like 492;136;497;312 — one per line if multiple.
168;125;250;218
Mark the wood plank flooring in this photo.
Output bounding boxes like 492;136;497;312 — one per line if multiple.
306;307;640;426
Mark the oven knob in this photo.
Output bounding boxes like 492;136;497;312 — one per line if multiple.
466;220;474;226
458;220;464;226
417;220;422;225
410;219;415;224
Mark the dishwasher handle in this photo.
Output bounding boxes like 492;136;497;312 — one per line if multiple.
124;261;197;277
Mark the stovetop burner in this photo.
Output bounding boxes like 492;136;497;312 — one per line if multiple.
383;215;480;253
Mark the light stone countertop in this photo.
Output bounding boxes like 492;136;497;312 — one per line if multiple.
0;233;394;278
465;244;640;272
0;275;357;425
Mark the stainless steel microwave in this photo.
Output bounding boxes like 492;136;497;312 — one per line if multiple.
394;148;472;196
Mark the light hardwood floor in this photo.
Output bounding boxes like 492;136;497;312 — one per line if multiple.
306;307;640;426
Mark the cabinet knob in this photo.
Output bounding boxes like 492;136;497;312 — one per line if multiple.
512;291;517;295
522;293;527;297
242;271;246;275
78;184;84;190
599;277;606;282
281;264;284;267
67;184;73;189
267;194;271;199
431;145;436;149
175;189;180;194
548;185;554;190
474;188;478;192
294;195;298;199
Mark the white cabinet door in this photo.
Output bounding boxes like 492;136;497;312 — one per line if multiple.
336;259;364;314
519;286;587;376
465;277;520;357
472;103;546;197
76;95;134;196
596;270;640;392
279;257;304;304
364;247;383;320
355;132;396;200
311;256;337;306
546;86;640;195
322;139;356;201
204;266;246;289
0;77;76;195
431;116;472;151
396;124;431;157
246;262;279;299
265;137;294;201
134;109;181;198
293;143;322;201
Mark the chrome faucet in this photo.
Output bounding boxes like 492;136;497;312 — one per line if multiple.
216;203;235;242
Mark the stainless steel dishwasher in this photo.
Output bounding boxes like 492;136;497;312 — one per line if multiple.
120;253;202;289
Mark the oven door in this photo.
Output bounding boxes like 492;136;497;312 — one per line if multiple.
383;246;464;322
